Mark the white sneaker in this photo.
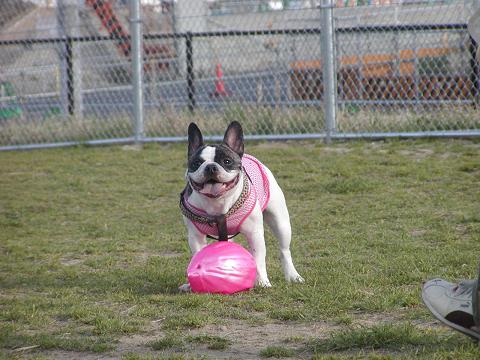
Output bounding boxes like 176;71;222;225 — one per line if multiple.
422;278;480;341
474;263;480;328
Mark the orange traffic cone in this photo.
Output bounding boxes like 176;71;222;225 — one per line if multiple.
213;63;229;97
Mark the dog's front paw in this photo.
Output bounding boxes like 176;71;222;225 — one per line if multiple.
179;283;192;293
285;271;305;283
255;277;272;288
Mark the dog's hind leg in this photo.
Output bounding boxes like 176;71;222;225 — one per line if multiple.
263;169;304;283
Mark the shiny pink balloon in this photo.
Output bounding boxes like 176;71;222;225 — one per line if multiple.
187;241;256;294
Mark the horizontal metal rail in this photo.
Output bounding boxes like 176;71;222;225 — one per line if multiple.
0;23;467;46
2;130;480;152
335;23;467;33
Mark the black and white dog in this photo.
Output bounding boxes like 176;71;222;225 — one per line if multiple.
179;121;303;291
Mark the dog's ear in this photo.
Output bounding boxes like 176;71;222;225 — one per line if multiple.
223;121;244;157
188;123;203;159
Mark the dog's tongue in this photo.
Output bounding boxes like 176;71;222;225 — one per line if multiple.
200;182;226;197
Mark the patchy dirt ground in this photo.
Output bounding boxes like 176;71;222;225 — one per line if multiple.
19;314;447;359
28;320;332;359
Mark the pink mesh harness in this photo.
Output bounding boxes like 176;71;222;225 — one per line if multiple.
181;154;270;239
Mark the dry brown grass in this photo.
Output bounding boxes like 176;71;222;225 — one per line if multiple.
1;104;479;147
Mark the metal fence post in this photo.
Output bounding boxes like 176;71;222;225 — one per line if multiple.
130;0;144;145
320;0;337;143
57;1;70;117
469;35;480;107
65;38;74;116
186;32;196;113
58;0;82;118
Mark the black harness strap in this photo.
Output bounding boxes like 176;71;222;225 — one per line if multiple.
213;214;228;241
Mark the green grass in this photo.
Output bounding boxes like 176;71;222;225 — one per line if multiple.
148;333;230;353
185;334;231;350
1;139;480;359
260;345;296;358
149;335;184;351
309;323;443;352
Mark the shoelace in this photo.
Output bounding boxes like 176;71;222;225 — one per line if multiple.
453;280;476;297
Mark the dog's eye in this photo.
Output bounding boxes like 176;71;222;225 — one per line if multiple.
223;158;232;166
191;159;203;169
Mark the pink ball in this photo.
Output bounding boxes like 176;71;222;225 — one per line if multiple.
187;241;256;294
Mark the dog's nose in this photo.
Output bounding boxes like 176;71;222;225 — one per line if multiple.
205;164;218;175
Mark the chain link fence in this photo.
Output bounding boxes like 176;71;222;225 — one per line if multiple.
0;0;479;150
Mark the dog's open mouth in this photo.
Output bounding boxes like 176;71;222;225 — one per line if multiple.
190;175;239;198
